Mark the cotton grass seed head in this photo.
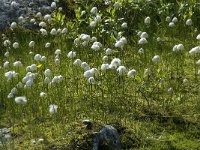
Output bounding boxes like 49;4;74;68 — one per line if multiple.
15;96;27;105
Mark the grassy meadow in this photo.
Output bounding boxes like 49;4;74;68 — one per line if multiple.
0;0;200;149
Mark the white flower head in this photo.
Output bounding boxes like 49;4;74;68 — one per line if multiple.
172;17;178;23
29;41;35;47
55;49;61;55
189;46;200;54
152;55;160;63
121;22;127;28
196;34;200;40
13;42;19;49
34;54;42;61
49;104;58;114
169;22;175;27
50;28;57;35
105;48;112;55
138;38;148;45
13;61;22;67
186;19;192;26
73;59;82;66
44;69;51;77
45;42;51;48
40;92;46;98
10;22;17;29
117;66;127;75
166;16;171;22
15;96;27;105
144;16;150;24
101;64;109;70
88;77;95;84
67;51;76;58
128;69;137;77
110;58;121;68
140;32;148;39
90;7;98;14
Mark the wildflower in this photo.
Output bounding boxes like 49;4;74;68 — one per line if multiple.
73;59;82;66
106;48;112;55
15;96;27;105
62;28;67;34
39;22;46;28
144;16;150;24
138;48;144;54
7;93;14;99
50;28;57;35
29;41;35;47
49;104;58;114
196;59;200;65
40;92;46;98
84;70;92;78
166;16;171;22
90;68;99;76
128;69;137;77
115;37;127;49
36;12;42;17
138;38;147;45
102;56;108;62
121;22;127;28
117;66;127;75
90;7;98;14
81;62;90;70
3;61;9;68
44;69;51;77
13;61;22;67
81;10;86;16
183;79;188;84
11;87;17;94
91;42;102;50
41;56;46;62
30;18;36;23
38;138;44;144
11;1;19;8
40;28;48;36
140;32;148;39
55;49;61;55
172;17;178;23
110;58;121;68
3;40;11;47
67;51;76;58
189;46;200;54
51;2;56;9
13;42;19;49
169;22;175;27
196;34;200;40
34;54;42;61
101;64;109;70
10;22;17;29
5;71;17;80
90;21;96;28
186;19;192;26
31;139;36;145
157;37;161;42
45;42;51;48
88;77;95;84
30;64;37;71
152;55;160;63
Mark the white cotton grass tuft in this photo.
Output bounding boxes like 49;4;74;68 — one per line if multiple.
44;69;51;77
138;38;148;45
13;42;19;49
186;19;192;26
144;16;150;24
173;44;184;51
152;55;160;63
110;58;121;69
101;64;109;70
196;34;200;40
128;69;137;77
189;46;200;54
13;61;22;67
117;66;127;75
4;51;9;58
15;96;27;105
49;104;58;114
29;41;35;47
40;92;46;98
88;77;95;84
67;51;76;58
73;59;82;66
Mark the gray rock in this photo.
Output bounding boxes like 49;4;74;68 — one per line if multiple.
93;125;121;150
0;0;52;30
